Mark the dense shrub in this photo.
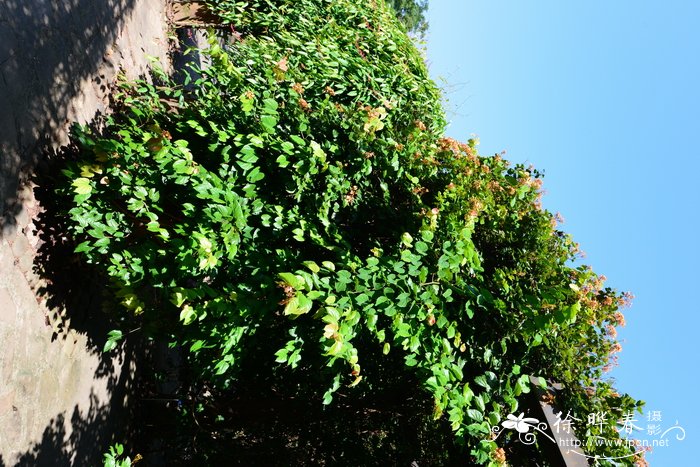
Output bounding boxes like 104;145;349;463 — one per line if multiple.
59;0;643;464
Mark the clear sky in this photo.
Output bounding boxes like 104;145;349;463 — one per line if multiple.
426;1;698;464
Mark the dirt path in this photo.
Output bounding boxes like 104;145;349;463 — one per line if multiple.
0;0;170;464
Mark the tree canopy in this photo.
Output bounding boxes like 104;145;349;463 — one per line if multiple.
386;0;429;35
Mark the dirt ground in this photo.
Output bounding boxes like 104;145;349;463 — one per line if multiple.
0;0;170;464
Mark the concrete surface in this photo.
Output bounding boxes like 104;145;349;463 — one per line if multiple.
0;0;170;464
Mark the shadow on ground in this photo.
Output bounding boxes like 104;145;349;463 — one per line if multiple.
0;0;139;236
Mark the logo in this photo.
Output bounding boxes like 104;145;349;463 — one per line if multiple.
490;409;685;461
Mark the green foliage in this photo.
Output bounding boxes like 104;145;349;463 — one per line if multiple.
103;443;133;467
385;0;429;35
57;0;643;464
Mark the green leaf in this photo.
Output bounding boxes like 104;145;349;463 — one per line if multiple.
474;375;490;390
214;360;230;375
303;261;320;273
170;289;187;308
190;340;205;352
466;409;483;422
517;374;531;394
276;155;289;167
278;272;305;290
275;348;289;363
72;177;92;195
474;394;486;411
284;294;313;316
355;293;369;305
246;167;265;182
337;270;352;283
74;241;92;253
263;98;278;113
296;294;313;315
103;330;123;352
260;115;278;132
180;305;197;325
103;340;118;353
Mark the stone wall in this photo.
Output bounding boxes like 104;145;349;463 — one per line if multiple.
0;1;169;464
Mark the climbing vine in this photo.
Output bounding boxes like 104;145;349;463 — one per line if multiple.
59;0;643;464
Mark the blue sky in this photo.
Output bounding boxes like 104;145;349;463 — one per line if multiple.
426;1;698;464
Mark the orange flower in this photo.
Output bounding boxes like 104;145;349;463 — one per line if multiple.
613;311;626;327
487;180;501;192
492;447;506;464
605;324;617;338
344;185;358;204
276;56;288;72
618;291;634;308
298;98;311;111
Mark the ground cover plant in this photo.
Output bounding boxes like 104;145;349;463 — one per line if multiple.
57;0;643;464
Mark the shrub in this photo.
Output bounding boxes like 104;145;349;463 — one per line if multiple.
57;0;643;464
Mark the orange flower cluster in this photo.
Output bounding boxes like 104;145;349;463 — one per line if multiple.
468;198;484;219
605;324;617;338
437;137;476;160
581;274;607;295
618;291;634;308
492;448;506;464
344;185;358;204
613;311;626;327
487;180;502;192
437;137;460;153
